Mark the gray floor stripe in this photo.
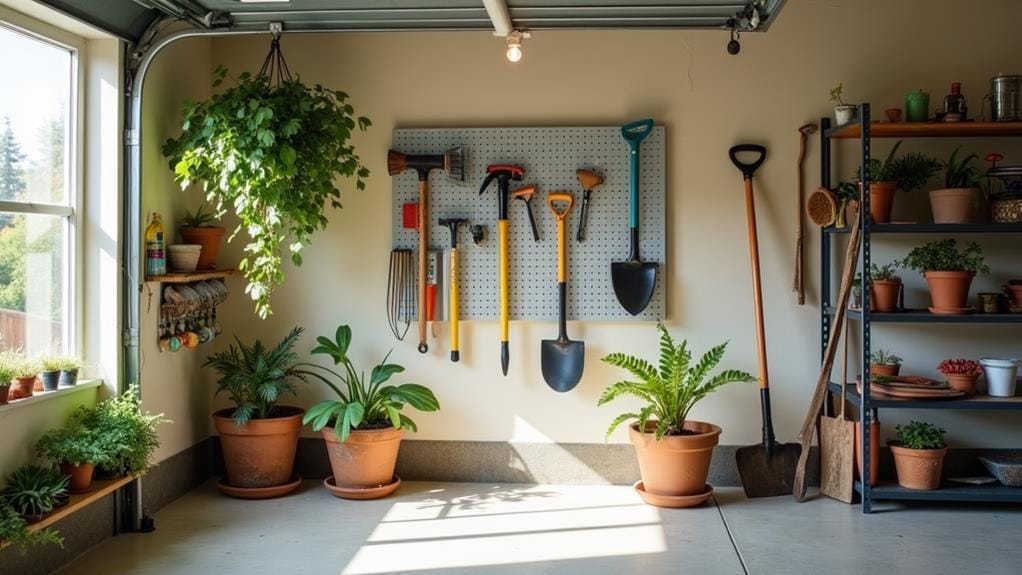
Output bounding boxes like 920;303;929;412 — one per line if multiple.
713;494;750;575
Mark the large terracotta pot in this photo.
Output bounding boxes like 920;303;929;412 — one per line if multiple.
61;461;95;493
323;426;404;489
854;421;879;487
944;373;980;395
929;188;980;224
890;444;946;490
869;181;898;223
629;421;720;497
924;271;975;311
8;376;35;400
1007;284;1022;307
870;364;901;377
870;279;901;312
213;407;304;488
179;226;226;270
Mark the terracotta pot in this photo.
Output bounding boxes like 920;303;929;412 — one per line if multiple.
322;426;404;490
628;421;721;497
870;279;901;312
924;271;975;310
890;444;946;490
854;421;879;487
1007;285;1022;307
179;226;225;270
870;364;901;377
8;376;36;400
944;373;980;395
929;188;980;224
869;181;898;224
0;384;9;405
213;407;304;489
61;461;95;493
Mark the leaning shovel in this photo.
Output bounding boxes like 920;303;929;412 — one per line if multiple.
542;191;585;392
612;119;658;316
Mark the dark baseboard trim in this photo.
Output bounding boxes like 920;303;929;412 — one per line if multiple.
142;439;213;514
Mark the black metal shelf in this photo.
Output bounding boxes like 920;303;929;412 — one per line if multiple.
854;481;1022;503
824;222;1022;234
826;307;1022;323
828;382;1022;410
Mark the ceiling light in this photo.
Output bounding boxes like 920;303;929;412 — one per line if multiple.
506;30;526;63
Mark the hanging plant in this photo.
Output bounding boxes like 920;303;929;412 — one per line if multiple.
162;37;371;318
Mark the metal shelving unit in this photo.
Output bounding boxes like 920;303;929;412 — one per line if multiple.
819;104;1022;513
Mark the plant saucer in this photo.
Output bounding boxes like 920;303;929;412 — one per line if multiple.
928;306;975;315
633;481;714;508
324;475;401;500
217;474;302;499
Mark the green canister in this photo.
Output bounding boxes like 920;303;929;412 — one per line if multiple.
905;90;930;122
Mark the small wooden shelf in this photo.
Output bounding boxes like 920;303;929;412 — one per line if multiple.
146;269;236;283
828;121;1022;139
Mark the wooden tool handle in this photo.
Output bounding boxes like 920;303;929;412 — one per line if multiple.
417;180;428;353
744;178;769;390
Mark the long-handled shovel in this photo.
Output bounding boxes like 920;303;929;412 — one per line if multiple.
541;192;585;392
612;119;658;316
730;144;803;498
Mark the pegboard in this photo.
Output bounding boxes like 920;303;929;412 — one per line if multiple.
391;126;666;321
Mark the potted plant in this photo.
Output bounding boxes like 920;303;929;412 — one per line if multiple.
869;262;902;313
0;501;62;554
163;60;372;319
901;239;989;313
204;327;306;497
35;424;109;493
178;204;225;271
38;356;62;392
937;358;983;395
300;325;439;499
833;180;859;228
70;385;169;478
2;465;68;523
850;273;862;310
860;142;939;224
830;84;856;125
0;354;15;405
870;349;903;377
54;357;80;387
890;420;947;490
599;323;756;507
931;148;982;223
980;357;1020;397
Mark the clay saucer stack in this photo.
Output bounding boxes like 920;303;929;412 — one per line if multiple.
857;375;966;400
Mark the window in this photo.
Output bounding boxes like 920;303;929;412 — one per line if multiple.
0;22;77;358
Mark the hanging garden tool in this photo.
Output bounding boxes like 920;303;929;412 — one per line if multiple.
512;185;541;242
613;119;658;316
386;249;414;340
575;169;604;242
479;164;525;376
388;146;465;353
794;123;817;306
730;144;803;498
440;218;467;362
541;191;585;392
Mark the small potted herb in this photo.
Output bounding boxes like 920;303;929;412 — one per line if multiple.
0;501;62;555
38;356;63;392
901;239;989;313
931;147;982;223
830;84;856;126
2;465;68;523
35;424;109;493
937;358;982;396
0;355;16;404
70;385;169;478
54;357;81;387
890;421;947;490
178;204;226;271
870;349;903;377
869;262;902;313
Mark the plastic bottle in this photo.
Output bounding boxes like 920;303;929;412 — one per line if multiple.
145;213;166;277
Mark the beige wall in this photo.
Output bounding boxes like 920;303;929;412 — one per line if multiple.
188;0;1022;449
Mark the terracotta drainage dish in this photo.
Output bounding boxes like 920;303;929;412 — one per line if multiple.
321;426;404;499
634;481;713;508
213;406;304;498
218;474;302;499
324;475;402;500
629;421;721;499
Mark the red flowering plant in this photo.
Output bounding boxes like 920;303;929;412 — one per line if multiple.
937;358;982;376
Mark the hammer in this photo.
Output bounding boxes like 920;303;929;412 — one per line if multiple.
388;147;465;353
575;169;604;242
794;124;817;306
512;185;540;241
439;218;467;362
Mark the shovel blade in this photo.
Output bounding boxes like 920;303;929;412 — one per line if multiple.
735;441;802;498
541;340;585;392
611;261;658;316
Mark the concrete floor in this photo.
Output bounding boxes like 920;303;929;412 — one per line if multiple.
60;480;1022;575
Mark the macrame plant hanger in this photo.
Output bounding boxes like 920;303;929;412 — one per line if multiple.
258;25;293;86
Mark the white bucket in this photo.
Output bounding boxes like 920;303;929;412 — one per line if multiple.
980;358;1020;397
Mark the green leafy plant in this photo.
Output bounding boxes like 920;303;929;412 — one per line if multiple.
162;64;372;318
863;140;903;182
829;84;848;106
204;327;306;426
40;356;79;372
942;147;981;189
834;180;859;203
0;353;18;383
0;501;63;555
871;349;903;366
70;386;170;476
869;262;900;281
887;151;940;191
894;420;946;450
599;323;757;440
901;239;989;274
300;325;440;442
180;204;219;228
10;356;39;378
2;465;67;518
35;423;109;467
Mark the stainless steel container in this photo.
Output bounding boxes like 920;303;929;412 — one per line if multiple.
988;75;1022;121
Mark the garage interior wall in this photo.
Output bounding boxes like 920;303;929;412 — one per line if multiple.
138;0;1022;469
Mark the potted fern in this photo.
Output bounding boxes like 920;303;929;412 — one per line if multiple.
869;261;902;313
204;327;306;498
35;424;109;492
600;323;756;507
931;147;982;223
299;325;439;499
178;204;225;271
71;385;169;478
890;420;946;490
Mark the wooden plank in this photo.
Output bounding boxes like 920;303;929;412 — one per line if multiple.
831;121;1022;139
29;476;134;533
145;269;236;283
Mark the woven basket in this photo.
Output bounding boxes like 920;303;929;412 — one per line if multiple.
991;198;1022;223
167;244;202;272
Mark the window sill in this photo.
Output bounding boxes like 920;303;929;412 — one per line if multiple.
0;379;102;413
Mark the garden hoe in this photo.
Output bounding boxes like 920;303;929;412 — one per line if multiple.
440;218;467;362
387;146;465;354
613;119;658;316
575;169;604;242
479;164;524;376
513;185;541;242
541;191;584;392
730;144;802;498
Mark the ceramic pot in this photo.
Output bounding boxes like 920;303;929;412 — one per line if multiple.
924;271;975;311
40;371;59;391
322;426;404;494
854;420;880;487
870;279;901;312
944;373;980;395
869;181;898;224
978;292;1001;313
629;421;721;498
9;376;36;399
61;461;95;493
834;105;856;125
0;384;9;405
213;407;304;489
167;244;201;272
885;108;903;122
58;368;78;387
890;444;946;490
929;188;980;224
871;364;901;377
1006;284;1022;307
179;226;225;270
980;358;1020;397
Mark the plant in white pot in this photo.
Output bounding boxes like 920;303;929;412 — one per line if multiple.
830;84;856;126
931;148;982;224
300;325;440;500
600;323;756;508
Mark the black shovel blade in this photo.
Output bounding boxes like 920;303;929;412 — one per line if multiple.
541;339;585;392
611;261;658;316
735;441;802;498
